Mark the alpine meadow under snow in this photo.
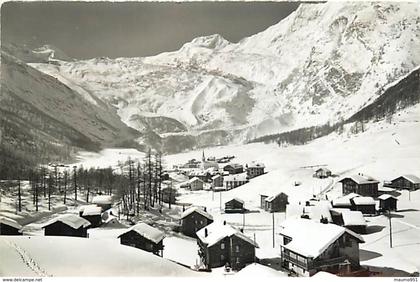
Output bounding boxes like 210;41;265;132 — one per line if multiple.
1;0;420;279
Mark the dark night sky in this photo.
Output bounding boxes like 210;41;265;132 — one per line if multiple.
1;1;300;59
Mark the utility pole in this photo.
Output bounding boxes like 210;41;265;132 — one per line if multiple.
73;166;77;203
17;176;22;212
272;212;275;248
388;210;393;248
219;190;222;211
242;212;245;230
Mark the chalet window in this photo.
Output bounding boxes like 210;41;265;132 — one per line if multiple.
236;245;240;252
290;253;297;259
221;243;225;250
236;257;240;263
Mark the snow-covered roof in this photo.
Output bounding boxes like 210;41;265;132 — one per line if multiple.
332;193;360;206
224;163;243;169
278;219;364;258
0;216;22;230
188;177;205;184
315;167;331;173
227;198;244;204
397;174;420;184
92;195;112;205
212;174;222;180
352;196;375;205
82;205;102;216
341;211;367;226
247;163;265;168
43;214;91;229
378;194;398;200
118;223;165;244
196;222;258;248
224;173;248;182
266;192;287;202
340;174;379;185
180;206;213;220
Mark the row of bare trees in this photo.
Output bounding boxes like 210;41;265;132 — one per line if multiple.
9;149;167;216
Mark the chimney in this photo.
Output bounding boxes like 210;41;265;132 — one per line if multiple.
205;228;208;237
223;220;226;225
240;228;244;233
204;207;207;212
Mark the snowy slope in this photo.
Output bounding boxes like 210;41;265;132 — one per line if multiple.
0;236;200;277
29;2;420;149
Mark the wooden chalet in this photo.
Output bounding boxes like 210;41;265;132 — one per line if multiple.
351;197;376;215
43;214;91;237
223;164;244;175
196;222;258;271
313;168;332;179
0;217;23;235
389;175;420;191
246;163;265;179
224;198;245;213
180;207;213;237
279;218;364;277
92;195;113;211
330;209;367;234
224;173;248;190
118;223;165;256
261;192;288;212
79;205;102;228
212;174;223;189
188;171;212;183
339;174;379;197
378;194;398;211
188;177;205;191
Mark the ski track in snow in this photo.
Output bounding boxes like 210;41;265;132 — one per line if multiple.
1;238;52;277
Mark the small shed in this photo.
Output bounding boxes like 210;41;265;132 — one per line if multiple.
118;223;165;256
331;193;360;209
313;168;332;179
92;195;113;211
180;207;213;237
43;214;91;237
0;217;23;235
351;197;376;215
80;205;102;228
225;198;245;213
378;194;398;211
264;192;288;212
330;209;367;234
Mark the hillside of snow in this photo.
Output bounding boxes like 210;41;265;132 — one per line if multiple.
0;236;200;277
28;2;420;152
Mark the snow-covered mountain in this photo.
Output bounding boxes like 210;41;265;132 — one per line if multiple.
28;1;420;152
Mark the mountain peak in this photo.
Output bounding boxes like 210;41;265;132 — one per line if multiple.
183;34;231;50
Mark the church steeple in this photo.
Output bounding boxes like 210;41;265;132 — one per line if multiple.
202;150;206;162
